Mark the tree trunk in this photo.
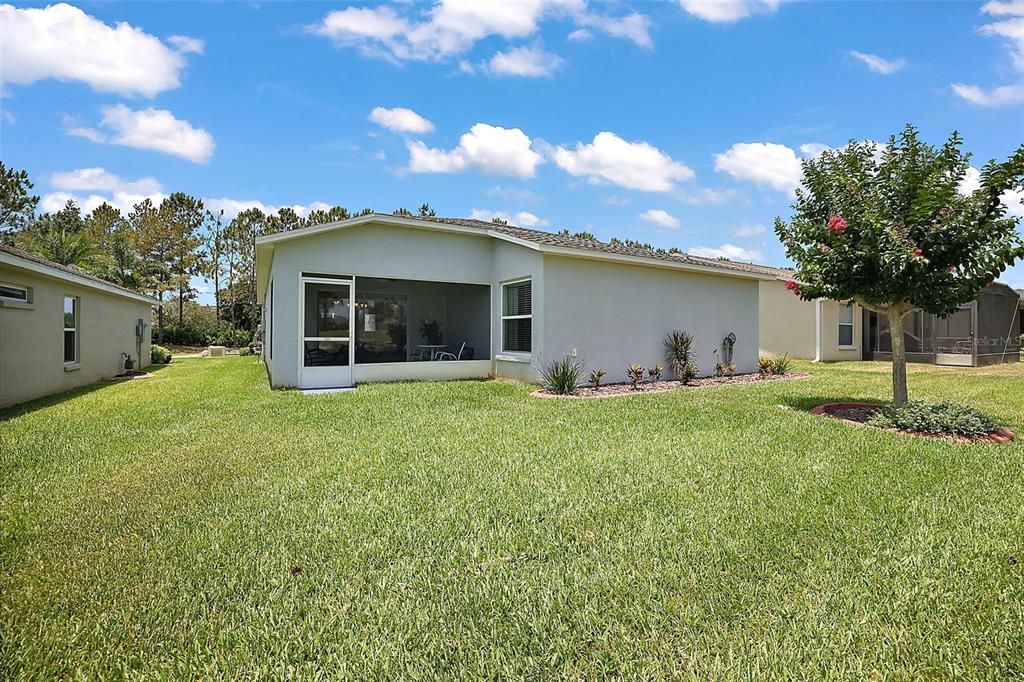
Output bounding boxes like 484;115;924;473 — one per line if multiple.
178;284;185;327
887;306;909;405
157;299;165;344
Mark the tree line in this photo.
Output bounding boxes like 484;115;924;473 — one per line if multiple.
0;162;438;345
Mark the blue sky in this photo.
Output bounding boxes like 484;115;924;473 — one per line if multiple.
2;1;1023;303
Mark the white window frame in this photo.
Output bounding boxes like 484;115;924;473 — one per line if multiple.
500;277;532;356
64;296;80;365
0;282;29;303
838;303;856;349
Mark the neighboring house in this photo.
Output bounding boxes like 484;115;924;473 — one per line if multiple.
254;213;774;390
758;264;1021;366
0;244;156;409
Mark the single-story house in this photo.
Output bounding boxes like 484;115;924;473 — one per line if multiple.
757;264;1021;366
254;213;775;390
1;244;156;409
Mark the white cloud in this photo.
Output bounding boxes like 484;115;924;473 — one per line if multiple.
601;195;631;206
714;142;803;193
576;11;652;48
799;142;832;158
849;50;906;75
567;28;593;41
980;0;1024;71
638;209;681;229
50;167;162;195
678;0;783;23
0;4;195;97
310;0;649;64
673;185;737;205
486;185;544;202
407;123;543;177
486;46;564;77
2;109;13;125
203;198;335;220
469;208;549;227
67;104;215;164
40;189;168;216
732;223;767;237
689;243;763;261
553;131;694;192
959;166;1024;218
167;35;204;55
368;106;435;134
951;1;1024;106
951;83;1024;107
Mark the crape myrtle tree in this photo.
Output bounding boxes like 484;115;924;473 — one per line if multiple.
775;125;1024;405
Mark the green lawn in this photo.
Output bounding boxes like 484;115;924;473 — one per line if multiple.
2;358;1022;679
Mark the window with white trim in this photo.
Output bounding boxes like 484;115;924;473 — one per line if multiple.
63;296;79;364
0;283;28;303
838;303;854;347
501;279;532;353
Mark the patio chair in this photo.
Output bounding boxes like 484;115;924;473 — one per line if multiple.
435;342;467;361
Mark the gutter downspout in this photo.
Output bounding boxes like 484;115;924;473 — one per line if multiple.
814;299;822;362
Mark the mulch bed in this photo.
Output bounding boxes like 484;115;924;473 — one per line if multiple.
103;370;154;382
531;372;811;399
810;402;1015;444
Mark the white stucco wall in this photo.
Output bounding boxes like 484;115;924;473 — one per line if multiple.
266;222;503;388
261;221;763;388
542;255;760;383
0;265;152;408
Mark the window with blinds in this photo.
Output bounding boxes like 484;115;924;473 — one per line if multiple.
501;279;532;353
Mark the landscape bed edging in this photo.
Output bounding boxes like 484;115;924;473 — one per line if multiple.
809;402;1015;444
531;372;811;400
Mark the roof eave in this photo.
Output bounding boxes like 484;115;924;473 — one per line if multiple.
0;251;159;305
537;245;777;280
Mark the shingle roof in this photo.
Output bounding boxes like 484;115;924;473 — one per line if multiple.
416;215;792;277
0;242;157;303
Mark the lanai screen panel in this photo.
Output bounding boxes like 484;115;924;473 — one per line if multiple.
977;286;1020;362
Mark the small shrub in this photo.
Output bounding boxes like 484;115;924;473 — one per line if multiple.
588;368;606;389
541;356;583;395
626;363;645;390
868;401;998;437
714;362;735;377
648;364;662;382
151;344;172;365
769;354;792;375
680;362;698;385
663;330;695;382
758;357;773;375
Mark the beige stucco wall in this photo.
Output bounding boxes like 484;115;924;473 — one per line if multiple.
758;279;862;361
817;298;863;362
759;280;816;359
0;265;152;409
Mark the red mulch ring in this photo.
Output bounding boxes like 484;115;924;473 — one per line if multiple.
531;372;811;399
810;402;1015;444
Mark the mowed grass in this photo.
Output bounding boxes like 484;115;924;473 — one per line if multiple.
1;358;1022;679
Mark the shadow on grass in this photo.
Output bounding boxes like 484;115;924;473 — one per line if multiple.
0;363;174;421
780;395;888;413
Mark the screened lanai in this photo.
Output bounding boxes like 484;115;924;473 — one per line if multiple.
862;283;1021;366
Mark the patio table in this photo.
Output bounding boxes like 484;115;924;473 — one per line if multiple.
415;344;448;360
